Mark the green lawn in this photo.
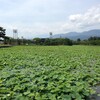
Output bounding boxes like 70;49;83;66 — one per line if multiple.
0;46;100;100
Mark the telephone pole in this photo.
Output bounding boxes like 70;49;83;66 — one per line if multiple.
49;32;53;39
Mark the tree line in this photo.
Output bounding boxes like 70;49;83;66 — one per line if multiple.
75;37;100;45
33;38;73;46
33;37;100;46
0;26;100;46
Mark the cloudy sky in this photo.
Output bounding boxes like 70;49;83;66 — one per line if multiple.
0;0;100;38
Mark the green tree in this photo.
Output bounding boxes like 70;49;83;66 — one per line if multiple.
33;38;41;45
0;27;6;37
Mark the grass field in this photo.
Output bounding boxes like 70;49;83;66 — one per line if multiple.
0;46;100;100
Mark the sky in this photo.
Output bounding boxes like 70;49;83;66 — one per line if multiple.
0;0;100;38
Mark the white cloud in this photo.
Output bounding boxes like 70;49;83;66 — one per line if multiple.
69;14;82;22
0;0;100;38
61;5;100;32
2;22;62;38
0;0;67;38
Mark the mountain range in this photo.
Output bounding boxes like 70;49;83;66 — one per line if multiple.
52;29;100;40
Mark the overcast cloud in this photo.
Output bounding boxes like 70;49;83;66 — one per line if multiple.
0;0;100;38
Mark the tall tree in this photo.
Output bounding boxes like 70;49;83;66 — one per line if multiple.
0;26;6;37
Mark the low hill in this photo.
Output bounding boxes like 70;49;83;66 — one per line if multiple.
53;29;100;40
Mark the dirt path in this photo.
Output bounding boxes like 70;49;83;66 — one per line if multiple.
89;86;100;100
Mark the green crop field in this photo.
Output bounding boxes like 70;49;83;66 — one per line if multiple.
0;46;100;100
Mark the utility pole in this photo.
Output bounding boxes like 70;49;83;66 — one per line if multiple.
49;32;53;39
21;36;24;45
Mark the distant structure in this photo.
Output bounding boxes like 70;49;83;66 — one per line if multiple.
21;36;24;44
49;32;53;39
60;35;62;38
13;29;18;39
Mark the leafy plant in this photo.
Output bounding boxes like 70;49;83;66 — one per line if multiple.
0;46;100;99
